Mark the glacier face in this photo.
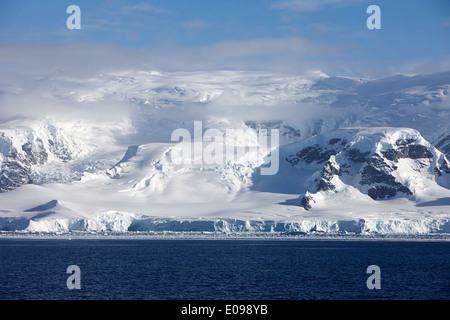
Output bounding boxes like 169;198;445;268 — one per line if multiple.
1;210;449;235
0;70;449;235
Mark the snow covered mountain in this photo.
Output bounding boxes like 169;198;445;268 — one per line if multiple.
0;70;449;235
285;127;450;209
0;121;97;192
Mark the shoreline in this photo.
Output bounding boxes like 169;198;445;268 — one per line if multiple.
1;231;449;241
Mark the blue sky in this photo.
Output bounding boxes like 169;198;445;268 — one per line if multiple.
1;0;449;77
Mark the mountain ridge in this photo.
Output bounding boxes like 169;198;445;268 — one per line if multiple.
1;69;449;234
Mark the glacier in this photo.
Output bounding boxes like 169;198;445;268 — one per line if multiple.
1;210;449;235
1;69;450;236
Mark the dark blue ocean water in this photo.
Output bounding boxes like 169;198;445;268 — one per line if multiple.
0;239;448;300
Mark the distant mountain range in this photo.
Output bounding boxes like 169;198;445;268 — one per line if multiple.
1;70;449;234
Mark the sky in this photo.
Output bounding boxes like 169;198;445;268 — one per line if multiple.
0;0;449;78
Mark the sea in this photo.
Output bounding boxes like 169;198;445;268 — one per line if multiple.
0;238;449;301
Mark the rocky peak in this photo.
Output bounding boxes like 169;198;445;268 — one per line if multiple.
291;128;450;210
0;124;90;193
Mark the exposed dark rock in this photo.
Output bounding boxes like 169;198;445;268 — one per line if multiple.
300;192;315;210
1;131;77;193
315;159;340;191
435;134;450;158
435;158;450;176
296;144;338;164
328;138;341;145
21;138;48;165
443;159;450;174
286;138;348;167
346;148;370;163
48;139;72;162
398;144;433;159
0;147;33;193
360;154;412;199
367;185;412;200
289;128;447;209
381;149;403;162
360;155;396;186
316;178;335;191
245;121;301;143
383;143;433;162
395;138;416;147
281;125;301;139
434;167;442;177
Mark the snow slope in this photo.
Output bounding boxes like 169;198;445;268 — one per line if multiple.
0;70;449;234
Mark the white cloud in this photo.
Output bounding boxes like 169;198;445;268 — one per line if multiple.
202;37;326;58
0;37;343;77
121;2;167;14
307;23;350;33
272;0;365;12
0;38;448;86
